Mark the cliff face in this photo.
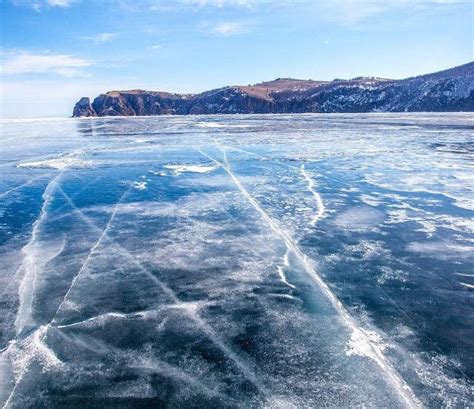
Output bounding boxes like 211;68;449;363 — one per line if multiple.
72;97;97;117
73;62;474;117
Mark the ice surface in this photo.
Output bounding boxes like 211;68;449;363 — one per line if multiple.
0;113;472;408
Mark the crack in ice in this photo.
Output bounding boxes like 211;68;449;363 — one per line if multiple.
197;145;421;409
276;249;295;289
300;164;325;227
51;188;131;325
47;187;268;397
0;175;51;199
13;174;64;336
2;185;131;409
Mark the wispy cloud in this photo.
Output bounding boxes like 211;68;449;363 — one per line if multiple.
47;0;74;6
205;21;250;36
182;0;255;7
14;0;469;17
182;0;471;26
148;44;163;50
80;32;118;43
288;0;471;25
13;0;77;9
0;51;92;77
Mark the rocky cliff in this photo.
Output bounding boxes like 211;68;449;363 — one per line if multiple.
73;62;474;117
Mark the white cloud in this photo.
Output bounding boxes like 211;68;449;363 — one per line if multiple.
14;0;76;9
53;67;90;77
182;0;254;7
1;51;92;77
47;0;73;6
206;21;249;36
149;44;162;50
80;32;118;43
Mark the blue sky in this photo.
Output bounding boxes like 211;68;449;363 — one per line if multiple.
0;0;472;118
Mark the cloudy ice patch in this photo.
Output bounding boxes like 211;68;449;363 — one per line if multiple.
407;241;473;260
346;240;391;260
377;266;408;284
359;193;385;207
263;397;298;409
451;197;474;212
164;163;218;175
387;208;474;236
334;206;384;231
411;351;472;407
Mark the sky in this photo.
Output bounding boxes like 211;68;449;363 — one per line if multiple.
0;0;472;118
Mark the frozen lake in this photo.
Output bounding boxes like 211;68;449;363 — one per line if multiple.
0;113;473;407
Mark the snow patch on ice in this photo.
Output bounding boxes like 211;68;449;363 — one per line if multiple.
346;328;389;360
148;170;167;176
7;325;63;384
18;155;92;170
164;164;218;175
133;181;147;190
377;266;408;284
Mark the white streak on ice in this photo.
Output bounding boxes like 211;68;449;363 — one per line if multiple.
0;175;50;199
14;174;64;336
276;249;295;289
52;187;130;324
275;166;325;290
198;145;421;409
55;311;137;329
300;164;325;227
2;187;130;409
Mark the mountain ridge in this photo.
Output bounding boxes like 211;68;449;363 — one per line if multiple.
73;62;474;117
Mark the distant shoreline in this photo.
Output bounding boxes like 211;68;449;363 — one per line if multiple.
73;62;473;117
1;111;474;122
